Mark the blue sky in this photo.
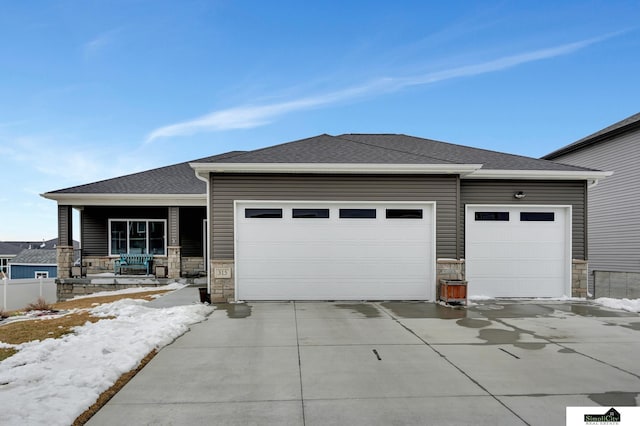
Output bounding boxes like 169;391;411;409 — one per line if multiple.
1;0;639;241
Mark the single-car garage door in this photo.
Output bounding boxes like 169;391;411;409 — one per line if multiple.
465;205;571;298
235;201;435;300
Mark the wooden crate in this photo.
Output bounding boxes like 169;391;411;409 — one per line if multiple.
439;279;467;305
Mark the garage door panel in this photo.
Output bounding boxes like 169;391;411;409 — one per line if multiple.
236;202;434;300
466;205;570;298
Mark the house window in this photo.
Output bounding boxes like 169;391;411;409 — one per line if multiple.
0;257;8;275
520;212;555;221
386;209;423;219
245;208;283;218
339;209;376;219
475;212;509;221
292;208;330;218
109;219;167;255
35;271;49;279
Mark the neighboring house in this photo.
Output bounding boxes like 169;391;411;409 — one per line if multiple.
43;133;609;302
0;239;66;277
8;249;58;279
543;112;640;298
0;241;21;276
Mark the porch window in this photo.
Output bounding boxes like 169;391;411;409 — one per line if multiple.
109;219;167;255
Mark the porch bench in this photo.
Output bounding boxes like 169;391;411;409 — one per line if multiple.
114;254;153;275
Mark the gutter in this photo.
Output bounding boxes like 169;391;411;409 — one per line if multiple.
193;170;212;299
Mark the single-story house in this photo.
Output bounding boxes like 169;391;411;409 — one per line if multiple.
0;239;68;278
8;249;58;279
543;112;639;298
43;133;610;302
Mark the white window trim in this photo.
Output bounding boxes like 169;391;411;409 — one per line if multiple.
108;218;168;257
35;271;49;279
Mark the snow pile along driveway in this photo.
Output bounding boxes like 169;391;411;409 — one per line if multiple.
0;296;213;426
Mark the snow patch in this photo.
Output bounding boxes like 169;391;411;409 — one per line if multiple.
594;297;640;313
70;282;186;300
0;292;212;425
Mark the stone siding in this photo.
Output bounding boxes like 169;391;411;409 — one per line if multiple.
572;259;589;298
210;260;234;302
56;246;74;279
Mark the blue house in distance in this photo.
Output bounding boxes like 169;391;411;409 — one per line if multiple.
8;249;58;279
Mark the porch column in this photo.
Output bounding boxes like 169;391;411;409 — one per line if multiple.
167;207;181;278
57;205;73;279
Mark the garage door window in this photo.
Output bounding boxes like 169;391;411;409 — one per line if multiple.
386;209;423;219
475;212;509;221
339;208;376;219
292;208;330;218
520;212;555;221
245;208;283;218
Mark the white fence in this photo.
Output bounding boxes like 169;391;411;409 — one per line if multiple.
1;278;57;312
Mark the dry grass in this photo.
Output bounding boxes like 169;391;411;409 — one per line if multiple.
25;297;53;311
0;347;17;361
0;311;106;345
53;290;171;310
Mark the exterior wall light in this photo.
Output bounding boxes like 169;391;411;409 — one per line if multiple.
514;191;526;199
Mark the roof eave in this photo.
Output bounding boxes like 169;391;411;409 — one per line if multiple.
40;193;206;206
189;162;484;175
464;170;613;180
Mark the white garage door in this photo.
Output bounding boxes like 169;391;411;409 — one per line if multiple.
235;201;435;300
465;205;571;298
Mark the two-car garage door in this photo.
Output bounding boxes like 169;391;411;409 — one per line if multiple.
235;202;435;300
233;201;571;300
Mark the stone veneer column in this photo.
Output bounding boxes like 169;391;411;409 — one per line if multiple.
167;246;182;279
572;259;589;298
57;246;74;279
436;259;465;300
210;260;235;302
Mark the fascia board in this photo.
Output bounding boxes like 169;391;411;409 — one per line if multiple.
189;162;484;175
39;193;206;206
464;169;613;180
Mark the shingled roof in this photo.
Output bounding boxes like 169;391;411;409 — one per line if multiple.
193;134;590;171
46;151;245;195
10;249;57;265
46;133;600;198
542;112;640;160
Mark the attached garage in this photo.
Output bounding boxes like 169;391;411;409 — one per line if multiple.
465;205;572;298
235;201;435;300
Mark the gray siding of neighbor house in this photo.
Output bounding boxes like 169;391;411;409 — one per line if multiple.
210;174;459;260
459;180;587;259
10;265;57;279
548;129;640;289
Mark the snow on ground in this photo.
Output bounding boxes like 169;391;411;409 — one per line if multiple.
594;297;640;313
0;285;213;426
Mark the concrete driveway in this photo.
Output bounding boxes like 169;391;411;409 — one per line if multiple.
88;298;640;426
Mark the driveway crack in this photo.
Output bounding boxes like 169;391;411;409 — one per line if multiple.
375;303;530;426
293;301;306;426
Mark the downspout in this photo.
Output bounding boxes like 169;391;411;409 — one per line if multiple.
587;179;599;189
194;170;212;297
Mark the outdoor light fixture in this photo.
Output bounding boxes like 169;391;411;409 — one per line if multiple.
514;191;526;199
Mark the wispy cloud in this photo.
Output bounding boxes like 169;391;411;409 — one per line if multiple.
83;28;122;57
146;34;613;143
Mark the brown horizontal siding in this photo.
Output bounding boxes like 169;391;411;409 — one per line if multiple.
211;173;459;260
459;180;587;259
